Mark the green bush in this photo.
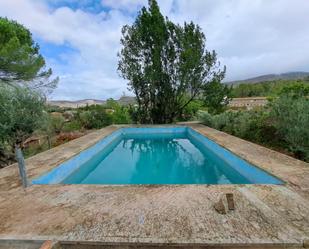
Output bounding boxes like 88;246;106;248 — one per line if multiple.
75;105;113;129
112;109;132;124
180;100;203;121
0;85;45;145
212;111;238;132
62;120;82;132
277;82;309;98
78;110;92;129
198;111;213;126
231;79;309;98
199;94;309;162
105;99;132;124
73;100;133;128
203;81;231;114
46;105;63;113
50;115;65;134
0;84;45;168
270;95;309;161
201;110;282;144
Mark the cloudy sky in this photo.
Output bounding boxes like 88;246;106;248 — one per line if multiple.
1;0;309;100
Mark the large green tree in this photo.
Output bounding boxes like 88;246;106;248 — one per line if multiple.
118;0;225;123
0;17;58;94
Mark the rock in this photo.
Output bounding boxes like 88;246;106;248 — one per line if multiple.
226;193;235;210
214;198;226;214
39;240;53;249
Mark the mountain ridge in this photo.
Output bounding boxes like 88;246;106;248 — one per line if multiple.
226;71;309;85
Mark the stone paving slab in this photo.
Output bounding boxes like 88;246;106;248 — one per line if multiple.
0;124;308;247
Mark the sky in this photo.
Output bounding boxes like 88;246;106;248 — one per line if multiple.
0;0;309;100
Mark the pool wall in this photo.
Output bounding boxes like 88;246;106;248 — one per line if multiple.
187;129;282;184
32;127;283;185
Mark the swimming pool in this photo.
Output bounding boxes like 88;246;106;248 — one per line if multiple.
32;127;283;185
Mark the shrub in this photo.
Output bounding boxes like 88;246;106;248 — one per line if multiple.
78;110;93;129
198;111;213;126
0;85;45;146
46;105;63;113
106;99;132;124
227;111;251;137
278;82;309;98
73;101;133;129
270;95;309;161
209;110;281;144
212;111;237;132
203;81;231;114
62;120;82;132
180;100;203;121
0;84;46;169
199;96;308;162
76;105;113;129
50;114;66;134
112;108;132;124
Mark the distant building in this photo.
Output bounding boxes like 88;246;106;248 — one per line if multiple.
228;97;268;110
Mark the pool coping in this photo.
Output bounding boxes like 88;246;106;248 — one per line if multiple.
32;126;283;185
0;123;308;247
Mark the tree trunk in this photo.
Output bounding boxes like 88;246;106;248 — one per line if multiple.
15;144;29;188
47;135;51;149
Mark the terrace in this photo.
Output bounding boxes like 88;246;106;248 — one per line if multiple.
0;123;308;248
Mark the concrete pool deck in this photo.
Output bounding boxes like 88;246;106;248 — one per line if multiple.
0;124;308;248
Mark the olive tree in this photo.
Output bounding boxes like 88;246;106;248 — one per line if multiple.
270;84;309;161
118;0;225;123
0;85;45;186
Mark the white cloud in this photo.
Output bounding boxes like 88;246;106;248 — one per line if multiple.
101;0;147;12
0;0;309;100
167;0;309;80
0;0;133;100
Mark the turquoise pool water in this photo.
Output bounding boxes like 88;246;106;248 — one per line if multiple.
33;127;283;185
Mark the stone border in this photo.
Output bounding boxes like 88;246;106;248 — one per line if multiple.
0;123;308;192
0;124;308;247
32;126;282;185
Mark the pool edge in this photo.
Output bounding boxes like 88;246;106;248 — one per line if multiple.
32;126;284;185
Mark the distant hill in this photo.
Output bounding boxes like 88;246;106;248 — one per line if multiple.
47;99;106;108
227;71;309;85
47;96;136;108
117;96;136;105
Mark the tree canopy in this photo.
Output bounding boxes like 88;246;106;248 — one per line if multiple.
118;0;225;123
202;80;231;114
0;17;58;94
0;84;45;147
230;78;309;98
